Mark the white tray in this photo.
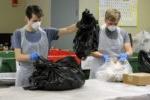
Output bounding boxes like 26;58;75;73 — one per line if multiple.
0;73;16;85
0;73;16;79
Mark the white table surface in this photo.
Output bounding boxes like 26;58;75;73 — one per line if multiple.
0;79;150;100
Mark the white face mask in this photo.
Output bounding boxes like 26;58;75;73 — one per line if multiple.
107;25;117;32
31;22;41;31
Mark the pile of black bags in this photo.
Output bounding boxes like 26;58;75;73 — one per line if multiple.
24;56;85;90
138;50;150;72
73;9;99;59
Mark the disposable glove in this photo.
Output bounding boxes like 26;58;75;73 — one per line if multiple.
30;52;39;61
118;53;128;62
102;54;110;62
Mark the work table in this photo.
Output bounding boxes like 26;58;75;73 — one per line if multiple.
0;79;150;100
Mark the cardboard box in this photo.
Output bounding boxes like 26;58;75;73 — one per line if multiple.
123;73;150;86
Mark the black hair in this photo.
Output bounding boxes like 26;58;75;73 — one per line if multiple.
26;5;44;20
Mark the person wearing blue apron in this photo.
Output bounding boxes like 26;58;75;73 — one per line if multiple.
12;5;78;87
83;9;133;79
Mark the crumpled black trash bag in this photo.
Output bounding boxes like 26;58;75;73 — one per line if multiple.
73;9;99;59
138;50;150;72
24;56;85;91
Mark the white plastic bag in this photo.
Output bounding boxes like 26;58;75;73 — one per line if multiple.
81;56;94;70
133;31;150;52
96;59;132;82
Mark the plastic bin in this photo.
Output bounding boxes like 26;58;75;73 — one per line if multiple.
128;53;140;73
48;49;81;64
0;51;16;72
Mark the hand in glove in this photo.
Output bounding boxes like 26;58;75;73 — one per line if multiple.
118;53;128;62
30;52;39;61
102;54;110;62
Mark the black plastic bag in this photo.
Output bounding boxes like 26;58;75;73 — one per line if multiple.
138;50;150;72
24;56;85;91
73;9;99;59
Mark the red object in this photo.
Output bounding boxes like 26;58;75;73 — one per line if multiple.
12;0;18;7
48;49;81;64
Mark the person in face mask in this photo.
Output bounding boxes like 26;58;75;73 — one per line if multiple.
11;5;78;87
84;9;133;78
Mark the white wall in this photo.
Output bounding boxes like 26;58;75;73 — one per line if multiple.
1;0;150;35
79;0;99;20
0;0;25;33
0;0;51;33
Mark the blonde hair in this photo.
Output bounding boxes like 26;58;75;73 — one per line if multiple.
105;9;121;22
